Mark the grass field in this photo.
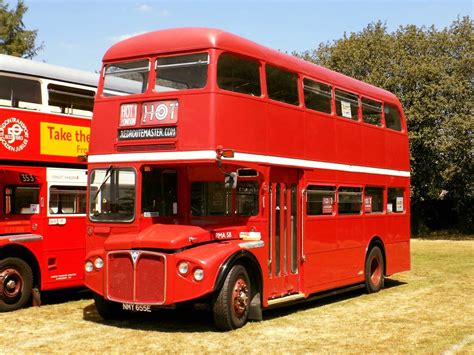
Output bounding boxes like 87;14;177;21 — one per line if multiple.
1;239;473;353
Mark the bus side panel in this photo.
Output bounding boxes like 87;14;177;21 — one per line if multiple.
41;216;85;290
385;130;410;171
385;240;410;275
267;103;303;159
304;217;342;290
362;125;386;168
0;108;90;165
214;94;267;154
304;111;337;163
335;118;364;166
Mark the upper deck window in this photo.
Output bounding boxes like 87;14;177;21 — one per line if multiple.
217;53;261;96
155;53;208;92
103;60;149;97
385;104;403;131
266;65;299;106
362;97;382;126
303;79;332;114
335;89;359;120
0;75;42;110
48;84;95;117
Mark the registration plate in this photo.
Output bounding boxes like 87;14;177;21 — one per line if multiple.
122;303;152;312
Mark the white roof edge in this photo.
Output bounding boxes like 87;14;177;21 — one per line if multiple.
0;54;99;88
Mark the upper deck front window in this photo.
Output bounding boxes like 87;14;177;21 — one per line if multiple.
155;53;209;92
103;60;149;97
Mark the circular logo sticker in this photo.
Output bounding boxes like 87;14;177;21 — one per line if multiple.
0;117;29;152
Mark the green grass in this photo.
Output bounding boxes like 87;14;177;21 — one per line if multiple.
1;239;473;352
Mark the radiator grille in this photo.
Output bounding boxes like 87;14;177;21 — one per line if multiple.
106;251;166;304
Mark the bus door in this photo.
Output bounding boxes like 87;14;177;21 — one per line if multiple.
42;169;87;288
268;168;301;299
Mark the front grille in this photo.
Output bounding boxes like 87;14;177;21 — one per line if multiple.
106;251;166;304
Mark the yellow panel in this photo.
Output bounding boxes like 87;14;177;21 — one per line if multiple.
40;122;90;157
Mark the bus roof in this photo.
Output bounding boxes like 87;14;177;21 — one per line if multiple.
103;27;397;102
0;54;99;88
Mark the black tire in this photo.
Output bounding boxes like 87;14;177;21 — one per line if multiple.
93;293;125;320
0;257;33;312
365;246;385;293
213;264;251;331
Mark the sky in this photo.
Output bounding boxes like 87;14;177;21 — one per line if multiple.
10;0;473;73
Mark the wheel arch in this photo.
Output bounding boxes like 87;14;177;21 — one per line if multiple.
366;236;386;276
0;244;41;289
213;250;263;298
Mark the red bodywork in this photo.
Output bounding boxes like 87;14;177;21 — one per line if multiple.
86;28;410;309
0;107;90;293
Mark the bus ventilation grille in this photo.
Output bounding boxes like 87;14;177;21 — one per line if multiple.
106;251;166;305
117;143;176;152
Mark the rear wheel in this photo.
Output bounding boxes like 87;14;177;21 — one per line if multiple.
365;246;384;293
0;257;33;312
93;293;125;320
213;264;251;331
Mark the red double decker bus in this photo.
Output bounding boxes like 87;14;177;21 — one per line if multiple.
85;28;410;330
0;54;99;311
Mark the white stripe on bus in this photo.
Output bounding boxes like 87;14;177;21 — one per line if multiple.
88;150;410;177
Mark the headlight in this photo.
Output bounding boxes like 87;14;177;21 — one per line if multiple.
94;257;104;269
178;262;189;275
85;261;94;273
193;268;204;281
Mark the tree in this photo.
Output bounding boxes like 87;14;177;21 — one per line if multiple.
297;17;473;233
0;0;41;58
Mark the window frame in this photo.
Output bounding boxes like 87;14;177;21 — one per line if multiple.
153;52;210;93
363;186;385;214
361;96;383;127
302;77;333;115
306;184;336;216
48;185;87;216
337;186;363;215
101;59;151;97
384;103;404;132
265;63;300;107
387;187;406;214
334;88;360;121
216;52;262;98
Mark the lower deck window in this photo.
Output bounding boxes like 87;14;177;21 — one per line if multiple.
306;185;336;215
89;168;136;222
4;186;40;214
338;187;362;214
141;168;177;217
191;181;259;217
49;185;86;214
388;188;405;213
364;187;384;213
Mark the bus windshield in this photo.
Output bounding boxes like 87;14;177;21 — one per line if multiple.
89;168;136;222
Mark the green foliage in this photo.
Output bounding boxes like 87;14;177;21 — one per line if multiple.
0;0;41;58
297;17;473;233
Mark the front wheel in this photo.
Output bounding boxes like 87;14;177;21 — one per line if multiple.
213;264;251;331
365;246;385;293
93;293;125;320
0;257;33;312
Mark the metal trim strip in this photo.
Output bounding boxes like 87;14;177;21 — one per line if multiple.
88;150;410;177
